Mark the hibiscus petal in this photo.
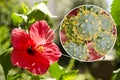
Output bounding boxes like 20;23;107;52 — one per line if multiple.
11;28;29;50
29;20;54;46
11;49;50;75
43;43;62;64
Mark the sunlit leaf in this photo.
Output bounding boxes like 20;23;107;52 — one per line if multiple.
60;70;78;80
49;62;65;80
21;3;29;14
12;13;27;25
32;3;54;18
27;2;56;24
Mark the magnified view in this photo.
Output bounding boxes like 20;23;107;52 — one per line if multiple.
60;5;117;61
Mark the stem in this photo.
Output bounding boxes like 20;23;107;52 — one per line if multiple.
66;58;75;72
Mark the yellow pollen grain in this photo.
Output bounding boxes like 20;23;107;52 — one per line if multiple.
73;48;76;51
107;41;110;43
79;56;81;59
73;54;76;57
102;38;105;40
107;46;110;49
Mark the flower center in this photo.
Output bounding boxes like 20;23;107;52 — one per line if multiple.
36;45;44;52
27;46;35;55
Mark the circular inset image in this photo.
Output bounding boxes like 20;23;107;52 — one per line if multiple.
59;5;117;62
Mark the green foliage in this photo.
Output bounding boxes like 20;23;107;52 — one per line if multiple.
0;26;10;55
8;74;21;80
21;3;30;14
0;48;13;79
12;13;24;26
11;2;55;28
49;62;65;80
112;69;120;80
75;73;95;80
111;0;120;26
0;0;22;26
111;0;120;56
49;62;78;80
27;3;55;26
60;70;78;80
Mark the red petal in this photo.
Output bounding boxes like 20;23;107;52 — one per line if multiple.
67;8;79;18
88;48;102;61
11;49;33;68
43;43;62;64
11;49;50;75
11;28;29;50
29;20;54;46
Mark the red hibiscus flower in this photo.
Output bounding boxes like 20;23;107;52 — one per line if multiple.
11;20;61;75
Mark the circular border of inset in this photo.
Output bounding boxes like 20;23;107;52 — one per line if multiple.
59;5;117;62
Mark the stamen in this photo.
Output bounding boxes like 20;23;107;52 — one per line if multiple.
36;45;44;52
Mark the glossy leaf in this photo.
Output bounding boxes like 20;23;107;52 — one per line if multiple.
21;3;29;14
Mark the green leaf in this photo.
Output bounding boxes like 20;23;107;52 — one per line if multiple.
27;2;55;24
0;26;10;55
32;3;54;17
12;13;27;25
27;9;45;24
112;69;120;80
111;0;120;56
21;3;29;14
31;75;40;80
8;74;21;80
0;48;13;80
111;0;120;26
60;70;78;80
49;62;65;80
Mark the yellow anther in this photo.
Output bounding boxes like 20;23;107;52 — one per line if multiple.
36;45;44;52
